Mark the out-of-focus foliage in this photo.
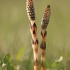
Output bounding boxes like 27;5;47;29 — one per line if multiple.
0;0;70;70
0;54;64;70
0;54;14;70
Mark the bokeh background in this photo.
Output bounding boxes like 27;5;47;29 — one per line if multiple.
0;0;70;70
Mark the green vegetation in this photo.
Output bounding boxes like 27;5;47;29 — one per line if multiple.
0;0;70;70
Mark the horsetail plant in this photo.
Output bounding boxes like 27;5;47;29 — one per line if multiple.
26;0;51;70
26;0;39;70
40;5;51;70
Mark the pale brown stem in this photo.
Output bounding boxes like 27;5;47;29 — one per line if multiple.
26;0;39;70
40;5;51;70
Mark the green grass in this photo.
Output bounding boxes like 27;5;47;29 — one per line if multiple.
0;0;70;70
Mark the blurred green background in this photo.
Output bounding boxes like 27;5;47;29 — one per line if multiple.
0;0;70;70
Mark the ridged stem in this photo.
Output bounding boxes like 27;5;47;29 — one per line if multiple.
40;5;51;70
26;0;39;70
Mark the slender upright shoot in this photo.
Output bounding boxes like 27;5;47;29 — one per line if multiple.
26;0;39;70
40;5;51;70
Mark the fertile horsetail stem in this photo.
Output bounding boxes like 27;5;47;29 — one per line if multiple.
40;5;51;62
40;5;51;70
26;0;39;70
